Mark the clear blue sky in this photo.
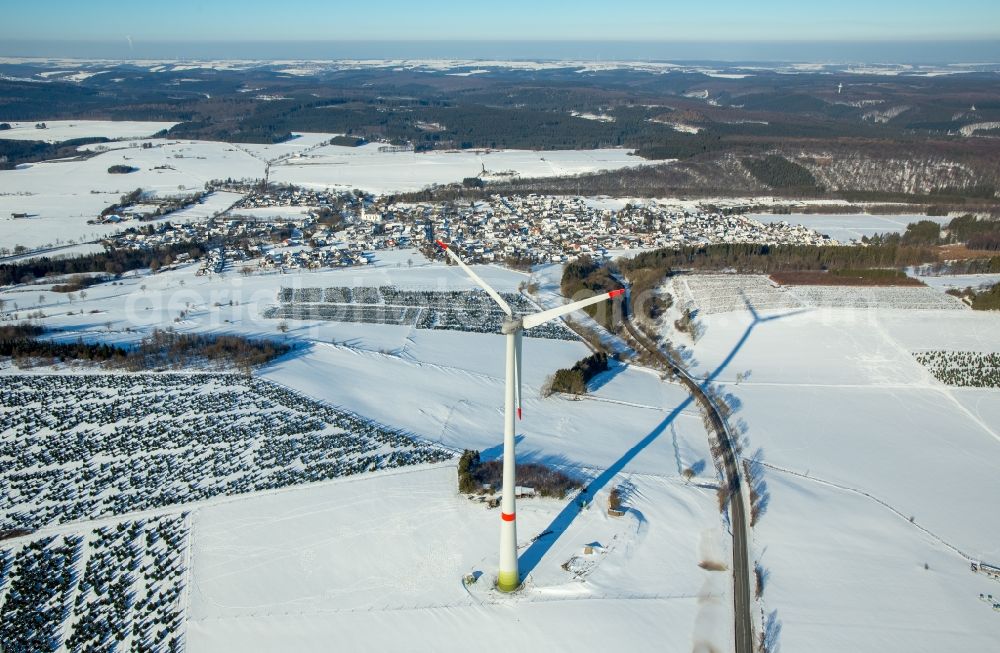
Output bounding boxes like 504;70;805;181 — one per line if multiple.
4;0;999;41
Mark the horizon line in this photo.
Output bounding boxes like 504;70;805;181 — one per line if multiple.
3;37;999;44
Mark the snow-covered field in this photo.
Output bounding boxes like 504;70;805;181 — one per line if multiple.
915;272;1000;291
0;242;105;264
0;139;263;249
0;122;653;250
752;213;951;242
676;294;1000;651
1;255;733;651
3;120;999;647
0;120;176;142
670;273;967;315
785;284;966;310
0;373;449;532
671;274;803;315
269;143;651;193
187;465;730;653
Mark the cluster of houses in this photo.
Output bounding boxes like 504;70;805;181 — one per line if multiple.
353;194;834;265
228;185;351;211
260;246;369;270
195;248;228;276
104;186;835;273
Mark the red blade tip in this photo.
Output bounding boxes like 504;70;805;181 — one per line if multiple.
517;407;522;420
609;288;626;298
435;240;448;250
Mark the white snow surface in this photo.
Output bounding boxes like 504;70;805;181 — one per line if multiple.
0;139;262;249
0;123;654;249
0;120;176;142
752;213;952;242
916;273;1000;291
186;465;730;653
269;143;651;193
2;256;735;652
681;301;1000;651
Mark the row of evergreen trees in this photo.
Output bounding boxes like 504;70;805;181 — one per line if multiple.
547;352;610;395
0;325;291;371
0;242;206;286
618;242;937;275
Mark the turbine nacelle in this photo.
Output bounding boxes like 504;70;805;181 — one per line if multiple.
501;317;523;334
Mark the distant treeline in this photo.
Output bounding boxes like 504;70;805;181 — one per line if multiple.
948;215;1000;250
167;101;684;151
866;214;1000;250
161;121;293;144
0;324;126;363
0;325;291;371
920;257;1000;275
0;243;206;286
770;269;924;287
742;155;820;191
128;329;292;370
618;243;937;275
0;137;109;170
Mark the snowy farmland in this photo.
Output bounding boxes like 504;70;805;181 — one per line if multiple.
0;514;190;653
676;295;1000;651
751;213;952;243
269;143;651;193
0;139;262;250
0;257;732;651
670;274;804;315
670;273;967;314
0;120;177;143
0;373;450;532
185;465;731;653
1;122;653;250
265;285;578;340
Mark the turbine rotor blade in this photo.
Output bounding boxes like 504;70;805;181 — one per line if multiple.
514;330;523;420
435;240;512;316
521;288;624;330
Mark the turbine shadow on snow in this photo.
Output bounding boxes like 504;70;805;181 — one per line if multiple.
518;395;694;577
518;297;801;578
480;434;525;461
698;294;808;387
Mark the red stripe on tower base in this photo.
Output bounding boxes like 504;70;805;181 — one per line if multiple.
501;512;516;522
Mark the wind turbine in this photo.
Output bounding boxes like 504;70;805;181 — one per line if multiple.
436;240;623;592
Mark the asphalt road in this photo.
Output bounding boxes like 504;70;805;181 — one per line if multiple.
621;294;754;653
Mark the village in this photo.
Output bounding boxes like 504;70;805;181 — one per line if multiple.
106;184;835;274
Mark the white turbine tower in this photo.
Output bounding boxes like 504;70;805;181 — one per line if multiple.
436;240;623;591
